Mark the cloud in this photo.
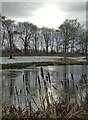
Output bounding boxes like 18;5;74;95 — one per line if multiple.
2;2;44;19
57;2;86;12
1;1;86;28
56;2;86;25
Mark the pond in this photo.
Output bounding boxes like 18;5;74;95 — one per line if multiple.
1;65;88;110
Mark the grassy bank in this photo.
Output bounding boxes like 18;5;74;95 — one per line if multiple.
1;59;88;69
2;52;86;57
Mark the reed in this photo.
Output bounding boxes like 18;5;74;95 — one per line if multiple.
2;67;88;119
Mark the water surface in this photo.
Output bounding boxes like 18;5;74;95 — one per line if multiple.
1;65;88;109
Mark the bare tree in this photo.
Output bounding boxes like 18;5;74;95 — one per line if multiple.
33;26;39;53
54;30;63;53
18;22;37;55
59;19;71;61
42;27;51;54
59;19;84;60
49;29;55;53
1;16;19;58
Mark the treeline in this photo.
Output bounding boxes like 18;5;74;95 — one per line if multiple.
1;15;88;58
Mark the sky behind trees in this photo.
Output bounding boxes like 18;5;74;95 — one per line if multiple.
1;1;86;29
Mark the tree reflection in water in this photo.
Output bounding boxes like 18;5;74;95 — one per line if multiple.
1;65;88;109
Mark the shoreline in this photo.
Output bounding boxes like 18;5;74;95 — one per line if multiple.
0;56;88;69
1;61;88;69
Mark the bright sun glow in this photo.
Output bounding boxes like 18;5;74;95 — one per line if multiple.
29;4;66;29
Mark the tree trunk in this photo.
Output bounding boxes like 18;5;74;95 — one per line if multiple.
9;32;13;59
35;36;37;53
85;32;88;59
64;40;67;62
85;38;88;59
24;42;28;55
71;39;75;53
46;44;48;54
86;2;88;59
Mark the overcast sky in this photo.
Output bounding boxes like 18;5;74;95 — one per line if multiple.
1;0;87;29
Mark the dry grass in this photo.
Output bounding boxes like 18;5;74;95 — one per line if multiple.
2;101;88;119
1;67;88;119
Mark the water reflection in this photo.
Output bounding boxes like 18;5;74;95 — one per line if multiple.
1;65;88;108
